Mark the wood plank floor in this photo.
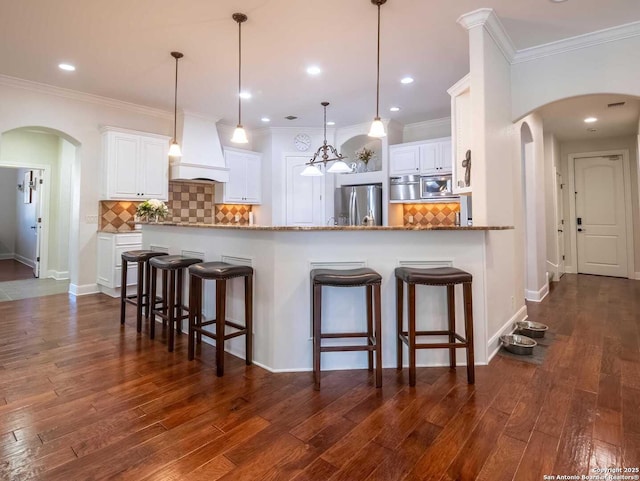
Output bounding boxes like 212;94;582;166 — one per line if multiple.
0;274;638;480
0;259;34;282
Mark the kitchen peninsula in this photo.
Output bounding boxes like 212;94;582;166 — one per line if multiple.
142;222;511;373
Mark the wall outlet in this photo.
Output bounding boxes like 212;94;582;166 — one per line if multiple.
85;215;99;224
235;214;241;222
408;215;414;224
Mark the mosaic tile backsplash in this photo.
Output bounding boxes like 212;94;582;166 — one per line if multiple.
215;205;252;225
403;203;460;226
100;201;140;232
168;181;214;224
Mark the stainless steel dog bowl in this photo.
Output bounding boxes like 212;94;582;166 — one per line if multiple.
500;334;537;355
514;320;548;339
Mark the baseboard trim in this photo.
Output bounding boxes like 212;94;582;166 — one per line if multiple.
525;281;549;303
47;270;70;280
487;305;528;362
564;265;577;274
0;253;15;260
69;283;100;296
14;254;35;268
635;272;640;280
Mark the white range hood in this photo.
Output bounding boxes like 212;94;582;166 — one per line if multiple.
169;112;229;183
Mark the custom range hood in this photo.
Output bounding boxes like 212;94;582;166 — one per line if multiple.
169;112;230;183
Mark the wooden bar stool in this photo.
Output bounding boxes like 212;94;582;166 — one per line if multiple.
187;262;254;377
311;268;382;390
120;250;168;332
395;266;474;386
149;255;202;352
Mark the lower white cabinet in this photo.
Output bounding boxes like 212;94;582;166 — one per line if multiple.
97;232;142;297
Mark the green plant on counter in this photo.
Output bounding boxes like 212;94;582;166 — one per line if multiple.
355;147;375;165
136;199;169;221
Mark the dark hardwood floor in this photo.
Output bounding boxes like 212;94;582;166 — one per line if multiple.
0;274;638;480
0;259;34;282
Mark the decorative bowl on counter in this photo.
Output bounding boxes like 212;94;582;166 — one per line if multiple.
514;320;548;338
500;334;537;355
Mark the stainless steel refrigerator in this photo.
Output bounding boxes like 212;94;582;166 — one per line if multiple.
334;184;383;226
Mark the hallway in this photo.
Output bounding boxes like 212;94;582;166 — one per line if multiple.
0;259;33;282
0;274;637;480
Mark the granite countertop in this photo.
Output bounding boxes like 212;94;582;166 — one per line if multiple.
140;222;513;231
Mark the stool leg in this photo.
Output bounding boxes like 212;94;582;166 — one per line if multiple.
366;285;373;372
136;260;144;333
176;269;183;334
144;260;151;319
463;282;475;384
150;266;157;340
447;285;456;370
374;283;382;388
188;275;198;361
408;283;416;387
313;283;322;390
162;270;168;327
245;275;253;366
120;259;127;325
396;278;403;370
215;279;227;376
168;271;176;352
196;278;202;344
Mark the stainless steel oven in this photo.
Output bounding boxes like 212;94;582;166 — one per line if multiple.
389;175;420;201
420;174;454;199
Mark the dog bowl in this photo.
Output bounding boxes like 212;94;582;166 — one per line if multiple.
514;320;548;339
500;334;537;355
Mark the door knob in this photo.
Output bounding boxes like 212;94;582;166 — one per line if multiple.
557;229;563;233
30;226;37;230
578;228;585;232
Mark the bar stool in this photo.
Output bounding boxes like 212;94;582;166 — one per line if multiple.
187;262;254;377
120;250;168;332
311;268;383;390
149;255;202;352
395;266;474;386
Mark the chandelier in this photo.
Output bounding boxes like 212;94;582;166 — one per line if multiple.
300;102;350;176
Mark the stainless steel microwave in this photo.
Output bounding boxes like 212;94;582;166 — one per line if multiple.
420;174;453;199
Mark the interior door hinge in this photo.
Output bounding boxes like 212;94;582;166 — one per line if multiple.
562;255;565;260
561;219;564;225
39;178;43;185
36;256;40;262
38;217;42;223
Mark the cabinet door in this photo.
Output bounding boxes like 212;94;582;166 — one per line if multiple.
438;139;453;174
244;153;262;204
109;133;140;199
139;137;169;200
419;143;439;175
389;145;420;175
224;150;248;203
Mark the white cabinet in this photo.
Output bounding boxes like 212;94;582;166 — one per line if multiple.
389;137;452;176
216;148;262;204
97;232;143;297
448;74;472;194
102;127;170;201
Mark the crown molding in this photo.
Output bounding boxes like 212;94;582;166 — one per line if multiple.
0;74;172;120
512;20;640;64
457;8;516;63
403;117;451;132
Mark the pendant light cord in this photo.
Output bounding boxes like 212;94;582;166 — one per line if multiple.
375;2;381;119
238;20;242;126
323;104;327;143
173;55;179;140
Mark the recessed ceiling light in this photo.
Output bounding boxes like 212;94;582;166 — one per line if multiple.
584;117;598;123
239;91;252;99
390;106;401;112
326;121;336;126
261;117;271;123
400;77;414;84
549;0;568;3
58;63;76;71
306;65;322;76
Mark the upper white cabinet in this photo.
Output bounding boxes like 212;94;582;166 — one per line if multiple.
101;127;170;201
448;74;472;195
389;137;452;176
216;147;262;204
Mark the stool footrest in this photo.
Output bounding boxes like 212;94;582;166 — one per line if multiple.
191;325;248;341
321;344;377;353
399;331;467;343
321;332;370;339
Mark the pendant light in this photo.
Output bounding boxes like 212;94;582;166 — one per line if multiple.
168;51;184;157
231;13;249;144
368;0;387;138
301;102;349;176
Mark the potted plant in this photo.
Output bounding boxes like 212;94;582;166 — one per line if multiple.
136;199;169;223
355;147;375;172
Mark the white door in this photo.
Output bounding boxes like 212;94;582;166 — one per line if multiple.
438;139;453;173
244;153;262;204
139;137;168;200
285;156;324;226
419;143;439;175
110;133;139;199
224;150;247;203
575;156;627;277
32;170;43;278
389;145;420;175
556;171;565;276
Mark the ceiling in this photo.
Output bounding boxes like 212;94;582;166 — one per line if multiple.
1;0;639;129
538;94;640;141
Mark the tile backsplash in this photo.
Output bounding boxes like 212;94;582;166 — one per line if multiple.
215;205;252;225
403;202;460;226
168;181;214;224
100;201;140;232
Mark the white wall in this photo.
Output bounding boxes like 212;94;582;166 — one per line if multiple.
512;35;640;121
0;78;171;293
543;133;562;280
558;135;639;273
402;117;452;143
0;168;17;258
